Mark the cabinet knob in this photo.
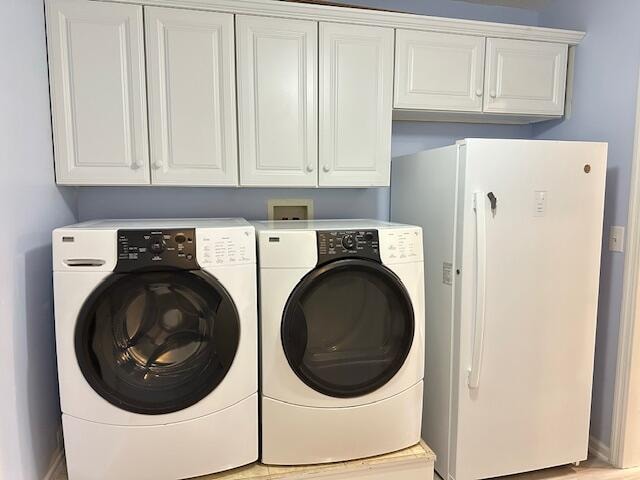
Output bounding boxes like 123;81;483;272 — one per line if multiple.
306;165;314;173
152;162;163;170
475;88;483;97
323;165;331;173
130;162;140;171
490;91;497;98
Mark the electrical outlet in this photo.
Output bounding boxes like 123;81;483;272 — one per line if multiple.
609;226;625;253
268;199;314;221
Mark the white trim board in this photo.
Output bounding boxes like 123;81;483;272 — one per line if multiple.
93;0;585;44
611;64;640;469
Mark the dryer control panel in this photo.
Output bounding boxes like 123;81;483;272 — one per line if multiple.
115;229;198;272
317;230;380;265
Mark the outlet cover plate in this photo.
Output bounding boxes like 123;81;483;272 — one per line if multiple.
609;225;625;252
268;199;314;221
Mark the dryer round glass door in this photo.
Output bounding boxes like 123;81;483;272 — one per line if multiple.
281;259;414;398
75;270;240;415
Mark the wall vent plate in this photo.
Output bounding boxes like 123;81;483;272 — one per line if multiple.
268;199;314;221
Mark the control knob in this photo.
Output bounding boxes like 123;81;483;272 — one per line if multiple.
149;235;165;254
342;234;356;250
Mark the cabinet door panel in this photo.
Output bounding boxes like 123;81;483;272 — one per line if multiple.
319;23;394;187
484;38;568;115
46;0;149;185
146;7;238;186
236;15;317;187
394;30;485;112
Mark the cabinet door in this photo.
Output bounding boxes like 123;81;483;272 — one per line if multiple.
394;30;485;112
319;23;394;187
46;0;149;185
236;15;318;187
145;7;238;186
484;38;568;116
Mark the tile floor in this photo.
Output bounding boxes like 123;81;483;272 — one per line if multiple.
53;447;640;479
197;442;432;479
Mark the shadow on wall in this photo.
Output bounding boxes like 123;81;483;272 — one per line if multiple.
589;164;621;439
15;245;62;476
58;187;79;220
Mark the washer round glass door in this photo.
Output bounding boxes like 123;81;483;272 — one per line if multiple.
75;270;239;415
281;259;414;398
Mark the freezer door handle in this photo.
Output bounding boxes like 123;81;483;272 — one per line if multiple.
469;191;488;389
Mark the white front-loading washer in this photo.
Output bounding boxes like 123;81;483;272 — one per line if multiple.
53;219;258;480
255;220;425;465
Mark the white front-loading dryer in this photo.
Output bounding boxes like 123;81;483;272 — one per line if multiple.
255;220;425;465
53;219;258;480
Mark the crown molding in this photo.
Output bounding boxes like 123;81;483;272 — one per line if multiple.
95;0;585;45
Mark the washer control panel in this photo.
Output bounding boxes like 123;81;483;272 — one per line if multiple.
115;229;197;272
317;229;380;265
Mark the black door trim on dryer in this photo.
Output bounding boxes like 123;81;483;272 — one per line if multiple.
281;258;415;399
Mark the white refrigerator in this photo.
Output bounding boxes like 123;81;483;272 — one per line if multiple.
390;139;607;480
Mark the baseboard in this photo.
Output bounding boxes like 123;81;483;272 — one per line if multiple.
589;435;611;463
43;448;64;480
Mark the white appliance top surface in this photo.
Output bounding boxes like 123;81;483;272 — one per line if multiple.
253;219;415;231
59;218;251;230
456;138;608;147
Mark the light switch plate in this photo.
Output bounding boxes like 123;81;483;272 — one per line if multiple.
533;190;548;217
609;226;625;252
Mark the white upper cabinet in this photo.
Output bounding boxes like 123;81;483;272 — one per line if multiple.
46;0;149;185
236;15;318;187
319;23;394;187
45;0;582;187
394;30;485;112
145;7;238;186
483;38;568;116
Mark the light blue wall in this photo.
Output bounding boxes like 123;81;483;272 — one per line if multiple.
330;0;539;25
533;0;640;446
77;187;387;221
0;1;78;478
77;122;532;221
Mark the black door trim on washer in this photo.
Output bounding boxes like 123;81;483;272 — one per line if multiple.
75;269;240;415
281;258;415;398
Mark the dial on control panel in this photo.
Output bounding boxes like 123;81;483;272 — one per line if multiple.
342;234;356;250
149;234;166;254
